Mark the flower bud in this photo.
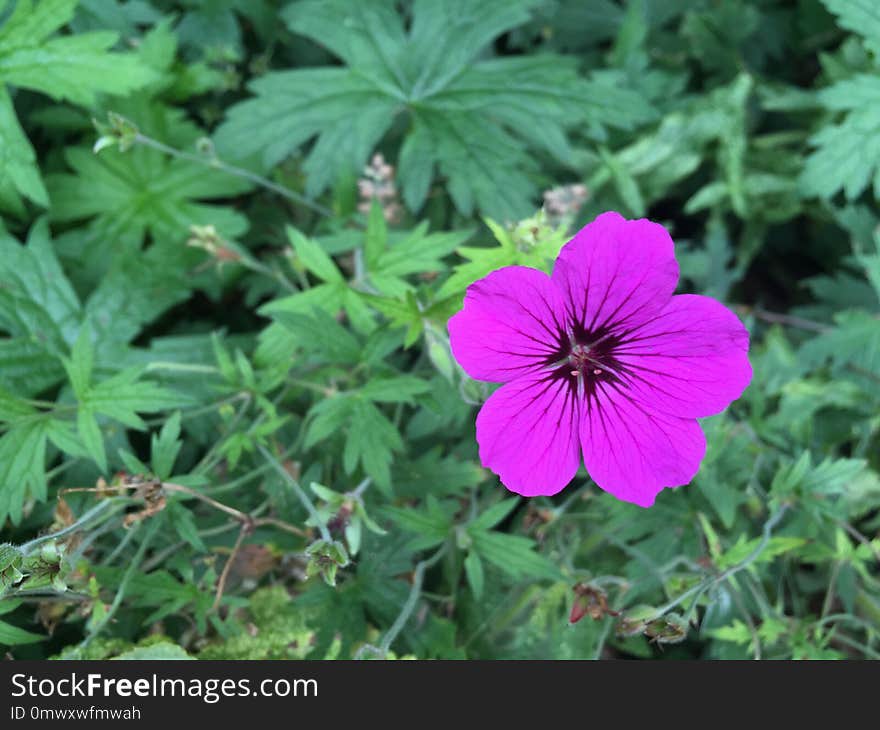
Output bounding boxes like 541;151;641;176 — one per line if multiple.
569;583;615;624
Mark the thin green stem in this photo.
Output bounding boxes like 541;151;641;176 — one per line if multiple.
834;519;880;563
142;392;249;427
351;477;372;499
821;561;842;620
145;362;220;375
287;377;335;396
727;575;762;660
649;506;789;621
593;583;628;660
45;459;79;483
741;306;830;333
192;394;252;475
357;544;449;658
76;519;160;652
831;631;880;660
132;133;335;219
235;250;298;292
19;499;127;556
204;444;298;496
258;444;330;542
815;612;877;633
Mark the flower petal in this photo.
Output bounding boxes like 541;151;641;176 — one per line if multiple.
613;294;752;418
477;371;580;497
552;211;679;335
448;266;568;383
580;383;706;507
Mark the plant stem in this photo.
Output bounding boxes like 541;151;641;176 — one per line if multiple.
19;498;127;556
213;523;249;611
834;519;880;563
351;477;372;499
739;306;830;332
132;133;335;219
204;444;298;495
831;631;880;660
649;506;789;621
258;444;331;542
144;362;220;374
76;519;160;652
140;393;249;427
191;394;252;475
357;544;448;658
163;482;248;522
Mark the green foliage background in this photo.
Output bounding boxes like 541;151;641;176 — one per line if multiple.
1;0;879;660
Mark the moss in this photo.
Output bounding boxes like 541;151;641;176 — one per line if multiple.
199;587;316;660
53;638;132;660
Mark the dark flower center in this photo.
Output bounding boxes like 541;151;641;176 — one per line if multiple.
568;344;611;380
546;322;627;398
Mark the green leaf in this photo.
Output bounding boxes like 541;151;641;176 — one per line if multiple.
151;411;182;480
364;200;388;270
84;241;195;350
399;107;539;219
803;457;872;497
83;369;180;431
717;536;807;570
344;400;403;490
0;86;47;207
259;291;354;368
63;322;94;399
358;376;430;404
233;349;256;391
0;385;35;423
91;567;210;626
215;64;395;194
799;310;880;373
438;213;570;297
383;499;451;548
821;0;880;54
3;344;61;395
73;366;183;473
469;497;520;532
287;226;343;283
45;419;88;459
367;225;472;297
46;103;250;245
259;240;378;342
599;145;645;216
470;531;562;581
212;333;237;383
0;220;81;361
118;448;148;476
304;397;355;449
309;482;340;503
801;75;880;200
464;551;484;599
678;216;742;300
0;419;49;525
0;616;44;646
275;309;362;365
165;502;206;552
392;448;486;497
0;0;156;210
0;599;22;617
0;0;157;105
708;620;753;646
76;406;106;473
215;0;652;218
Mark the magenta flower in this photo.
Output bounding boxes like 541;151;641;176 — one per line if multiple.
447;211;752;507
